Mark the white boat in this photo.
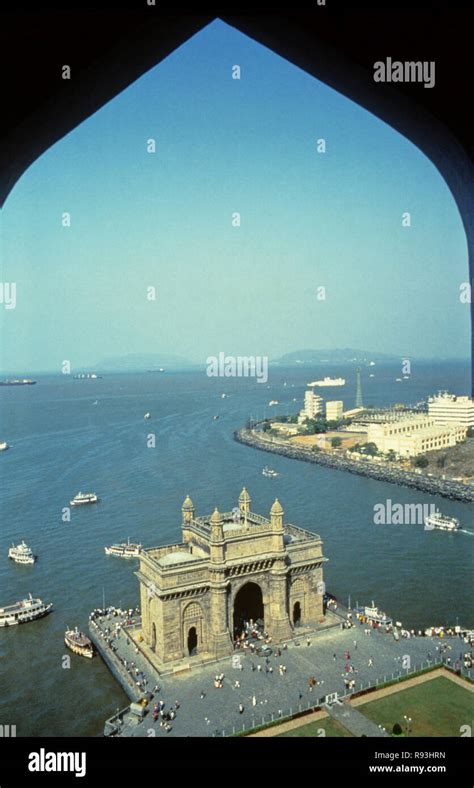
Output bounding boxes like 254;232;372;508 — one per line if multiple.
424;511;460;532
0;594;52;627
0;441;9;451
8;541;36;565
144;412;151;419
369;374;375;378
262;466;279;478
359;601;392;626
268;400;279;406
221;393;227;399
65;627;94;658
105;539;142;558
395;378;402;382
70;492;98;506
307;377;345;387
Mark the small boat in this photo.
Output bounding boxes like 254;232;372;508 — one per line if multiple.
144;412;151;419
221;393;227;399
0;441;9;451
357;601;392;626
8;541;36;565
0;594;52;627
262;466;279;478
424;511;460;532
105;538;142;558
369;374;375;378
213;415;220;420
268;400;279;406
64;627;94;658
70;492;99;506
395;378;402;382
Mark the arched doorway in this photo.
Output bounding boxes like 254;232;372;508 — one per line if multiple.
233;582;264;637
293;601;301;626
151;623;156;651
187;626;198;655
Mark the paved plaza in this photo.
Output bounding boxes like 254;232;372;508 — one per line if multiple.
92;611;470;737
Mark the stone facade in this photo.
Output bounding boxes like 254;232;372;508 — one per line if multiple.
136;489;327;667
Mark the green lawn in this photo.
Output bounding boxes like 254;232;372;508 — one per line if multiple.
358;677;473;737
277;717;352;737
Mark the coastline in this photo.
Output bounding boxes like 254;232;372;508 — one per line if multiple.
234;428;474;503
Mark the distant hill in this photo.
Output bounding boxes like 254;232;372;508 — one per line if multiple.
94;353;195;371
272;349;403;365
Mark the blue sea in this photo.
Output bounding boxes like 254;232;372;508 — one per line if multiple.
0;361;472;736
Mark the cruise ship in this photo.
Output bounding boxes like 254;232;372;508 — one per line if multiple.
0;594;52;627
105;539;142;558
70;492;99;506
307;377;345;387
64;627;94;658
424;511;460;532
8;541;36;565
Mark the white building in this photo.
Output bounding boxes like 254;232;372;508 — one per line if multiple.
428;392;474;428
367;414;467;457
298;389;323;424
326;400;343;421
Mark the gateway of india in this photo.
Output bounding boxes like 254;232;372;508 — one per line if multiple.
135;489;328;669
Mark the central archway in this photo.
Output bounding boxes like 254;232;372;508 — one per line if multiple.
233;582;264;636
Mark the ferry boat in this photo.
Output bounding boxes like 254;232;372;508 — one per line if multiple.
262;466;279;478
64;627;94;658
8;541;36;564
424;511;460;532
307;377;345;387
105;539;142;558
357;601;392;626
0;378;36;386
70;492;99;506
0;441;9;451
0;594;52;627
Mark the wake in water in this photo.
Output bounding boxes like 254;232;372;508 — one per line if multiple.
459;529;474;536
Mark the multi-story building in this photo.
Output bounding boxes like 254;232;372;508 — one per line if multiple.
298;389;323;423
326;400;343;421
428;392;474;428
367;414;467;457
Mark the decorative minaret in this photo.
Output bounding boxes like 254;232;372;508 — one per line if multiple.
209;507;232;658
269;498;292;640
181;494;194;524
209;507;225;564
238;487;251;515
270;498;285;553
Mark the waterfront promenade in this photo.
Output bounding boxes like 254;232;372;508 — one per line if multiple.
94;611;471;738
234;428;474;503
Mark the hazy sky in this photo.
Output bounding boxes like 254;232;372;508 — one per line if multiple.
0;19;470;372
